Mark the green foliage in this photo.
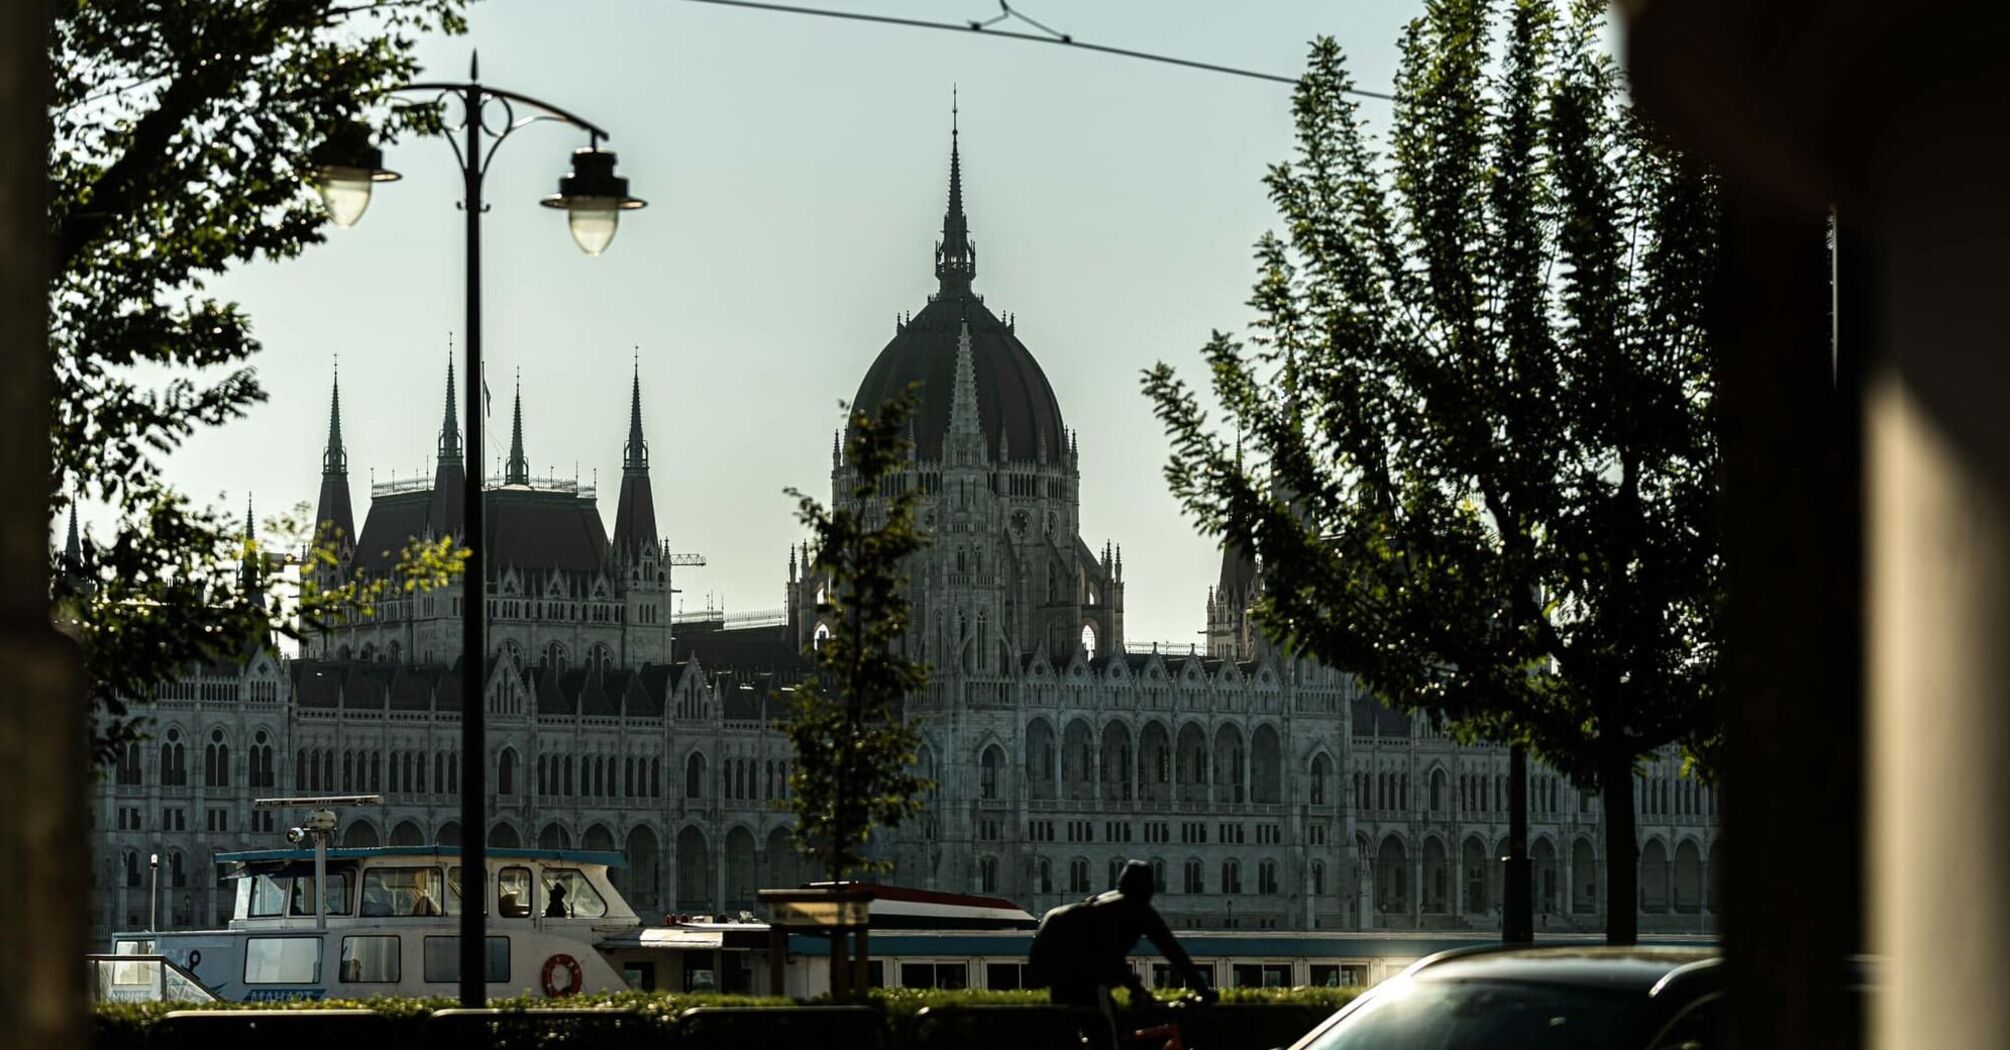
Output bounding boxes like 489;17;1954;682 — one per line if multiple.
782;392;934;880
49;0;468;767
88;984;1354;1025
1142;1;1721;943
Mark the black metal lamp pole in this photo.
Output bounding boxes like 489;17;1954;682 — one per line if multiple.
310;53;645;1008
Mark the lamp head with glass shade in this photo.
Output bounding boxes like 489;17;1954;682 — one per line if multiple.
309;119;402;228
541;147;646;256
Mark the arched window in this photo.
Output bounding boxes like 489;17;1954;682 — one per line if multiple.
980;745;1004;800
1258;859;1279;895
1069;858;1091;894
119;741;142;786
1183;859;1205;895
249;728;273;784
1221;859;1242;895
342;750;354;791
1109;858;1124;890
497;749;517;796
1309;754;1328;805
652;757;662;797
1311;861;1326;896
205;729;229;788
1080;623;1098;660
686;754;706;799
1037;857;1053;894
812;623;831;650
979;856;998;894
160;729;186;786
296;748;309;790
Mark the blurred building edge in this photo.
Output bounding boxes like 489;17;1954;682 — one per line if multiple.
1;5;88;1050
1626;4;2010;1050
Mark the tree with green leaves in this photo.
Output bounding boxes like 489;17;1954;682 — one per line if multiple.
783;392;935;882
49;0;467;767
1143;1;1721;944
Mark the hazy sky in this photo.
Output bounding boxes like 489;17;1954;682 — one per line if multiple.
149;0;1424;647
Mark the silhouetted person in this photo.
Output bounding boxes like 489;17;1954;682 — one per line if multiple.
545;880;569;918
1030;859;1215;1050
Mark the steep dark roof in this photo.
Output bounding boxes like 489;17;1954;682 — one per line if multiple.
354;491;431;576
293;663;344;708
1353;696;1412;737
673;621;811;676
489;488;610;574
354;486;610;578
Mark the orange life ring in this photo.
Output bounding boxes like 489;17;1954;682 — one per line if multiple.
540;953;584;997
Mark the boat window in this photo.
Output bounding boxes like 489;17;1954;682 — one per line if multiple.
249;873;289;917
286;871;352;917
444;866;465;916
497;866;534;918
244;937;322;985
360;867;446;918
339;935;401;983
421;935;510;983
539;868;608;918
1233;963;1294;988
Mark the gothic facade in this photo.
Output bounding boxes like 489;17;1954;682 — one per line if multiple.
83;132;1720;948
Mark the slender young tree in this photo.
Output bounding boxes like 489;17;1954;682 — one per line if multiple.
783;392;934;881
48;0;467;766
1144;1;1721;944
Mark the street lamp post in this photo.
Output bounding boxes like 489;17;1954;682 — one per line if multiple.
309;53;644;1008
147;852;159;933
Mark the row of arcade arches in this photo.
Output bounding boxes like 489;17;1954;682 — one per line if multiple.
972;719;1322;805
1363;832;1720;916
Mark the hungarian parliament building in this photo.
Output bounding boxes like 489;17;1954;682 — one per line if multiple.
83;133;1719;946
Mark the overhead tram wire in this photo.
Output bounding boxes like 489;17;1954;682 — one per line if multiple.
668;0;1397;101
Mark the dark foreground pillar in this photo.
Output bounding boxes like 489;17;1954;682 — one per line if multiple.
0;4;89;1049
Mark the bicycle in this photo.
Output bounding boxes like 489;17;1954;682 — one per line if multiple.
1126;993;1204;1050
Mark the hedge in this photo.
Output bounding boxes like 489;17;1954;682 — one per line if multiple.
92;986;1361;1050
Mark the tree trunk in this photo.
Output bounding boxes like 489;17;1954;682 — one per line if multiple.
1600;743;1638;945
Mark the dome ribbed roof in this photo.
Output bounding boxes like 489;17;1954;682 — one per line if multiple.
851;293;1064;464
849;121;1065;465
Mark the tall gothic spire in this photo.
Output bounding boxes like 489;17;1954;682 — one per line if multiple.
438;348;463;465
62;498;81;575
623;354;648;474
315;362;357;551
945;318;987;466
612;365;659;562
505;370;529;485
241;495;265;609
934;90;976;295
323;360;347;477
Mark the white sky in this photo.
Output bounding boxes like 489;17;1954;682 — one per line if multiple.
129;0;1423;647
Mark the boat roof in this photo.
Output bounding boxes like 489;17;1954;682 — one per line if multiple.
214;845;626;868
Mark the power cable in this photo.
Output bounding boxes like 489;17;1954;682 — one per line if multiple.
669;0;1397;101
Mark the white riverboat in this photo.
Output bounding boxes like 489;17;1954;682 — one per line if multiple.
109;845;655;1001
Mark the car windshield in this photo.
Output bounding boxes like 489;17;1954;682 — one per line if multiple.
1301;977;1641;1050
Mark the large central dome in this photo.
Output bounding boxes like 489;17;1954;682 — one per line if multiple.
849;128;1065;465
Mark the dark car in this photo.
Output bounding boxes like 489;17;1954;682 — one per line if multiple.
1283;946;1723;1050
